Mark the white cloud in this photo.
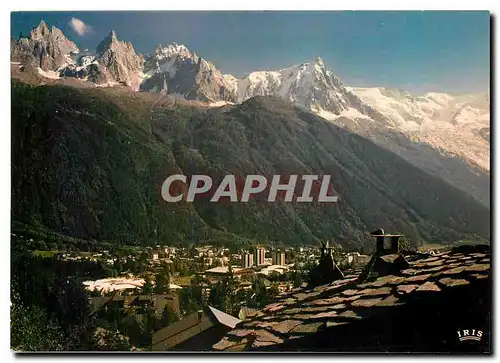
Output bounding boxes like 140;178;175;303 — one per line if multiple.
68;17;93;36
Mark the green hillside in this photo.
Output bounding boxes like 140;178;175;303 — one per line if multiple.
11;81;490;249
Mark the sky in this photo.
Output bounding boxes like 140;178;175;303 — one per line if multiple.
11;11;490;94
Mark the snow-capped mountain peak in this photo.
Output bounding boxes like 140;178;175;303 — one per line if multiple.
14;22;489;174
229;57;365;118
349;86;490;170
145;43;199;80
141;42;236;102
315;56;325;66
157;42;195;60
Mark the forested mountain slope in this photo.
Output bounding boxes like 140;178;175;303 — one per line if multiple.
11;81;490;249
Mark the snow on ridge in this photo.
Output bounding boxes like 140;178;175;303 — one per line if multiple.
422;92;454;106
348;86;490;170
157;42;195;60
316;106;372;123
37;67;60;80
208;100;234;107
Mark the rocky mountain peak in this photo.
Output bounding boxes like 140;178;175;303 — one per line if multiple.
95;30;144;88
12;20;78;71
315;56;325;67
30;20;50;39
226;56;359;115
160;42;195;60
141;42;236;102
96;30;121;55
154;44;163;56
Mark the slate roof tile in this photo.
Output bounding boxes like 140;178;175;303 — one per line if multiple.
438;278;470;287
213;246;490;351
416;281;441;292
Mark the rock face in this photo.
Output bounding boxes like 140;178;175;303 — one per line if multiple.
59;61;113;85
56;30;143;87
141;43;237;102
95;30;144;88
11;20;79;71
10;20;115;86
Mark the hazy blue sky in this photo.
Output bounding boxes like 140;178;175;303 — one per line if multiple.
11;11;490;94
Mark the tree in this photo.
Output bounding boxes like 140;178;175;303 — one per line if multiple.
124;259;138;274
90;288;102;297
290;263;304;288
112;259;123;275
119;315;143;347
224;264;238;315
95;329;131;351
207;264;238;314
154;273;169;294
138;261;145;274
139;252;148;263
155;262;172;294
179;283;203;316
251;277;272;308
399;237;413;252
179;274;208;316
234;288;250;309
141;303;161;346
268;284;280;299
268;271;281;282
11;296;64;351
11;247;100;351
141;276;154;295
161;304;179;327
207;281;226;312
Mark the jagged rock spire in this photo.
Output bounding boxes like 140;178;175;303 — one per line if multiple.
12;19;78;71
30;20;50;40
95;29;144;88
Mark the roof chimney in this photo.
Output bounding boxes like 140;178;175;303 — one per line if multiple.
390;236;401;254
370;228;385;254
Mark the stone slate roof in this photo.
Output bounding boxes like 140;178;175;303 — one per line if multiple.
212;245;490;351
152;305;241;351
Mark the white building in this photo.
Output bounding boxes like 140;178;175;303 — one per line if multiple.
272;251;286;266
254;246;266;266
218;257;229;266
258;265;289;276
243;253;254;268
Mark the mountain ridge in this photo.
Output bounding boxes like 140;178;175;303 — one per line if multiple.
11;20;490;209
11;81;490;249
11;20;79;72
